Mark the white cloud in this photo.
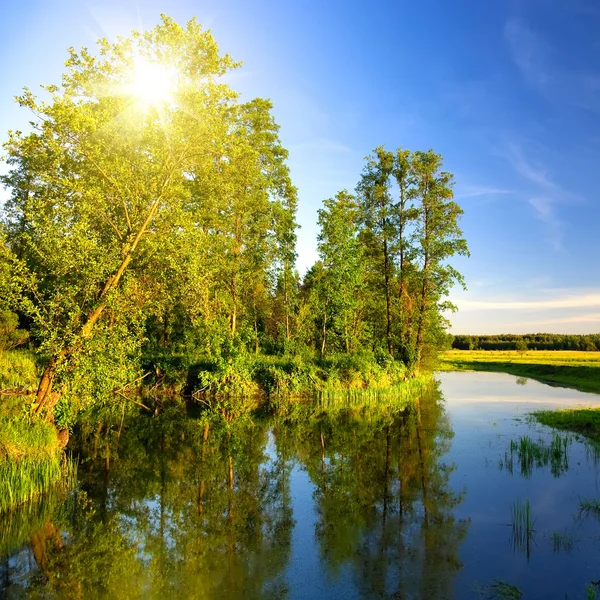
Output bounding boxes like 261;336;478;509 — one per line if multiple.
454;185;513;199
456;292;600;311
518;312;600;326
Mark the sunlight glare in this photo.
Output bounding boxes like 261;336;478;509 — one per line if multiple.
129;58;176;106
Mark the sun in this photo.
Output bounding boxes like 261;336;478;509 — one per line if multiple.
129;58;176;106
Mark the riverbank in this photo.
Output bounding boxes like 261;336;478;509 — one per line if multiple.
0;347;431;511
439;350;600;395
0;416;75;513
532;408;600;444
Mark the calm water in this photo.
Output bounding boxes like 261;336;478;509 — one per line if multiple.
3;372;600;599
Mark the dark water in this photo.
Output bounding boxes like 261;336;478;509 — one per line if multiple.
2;372;600;599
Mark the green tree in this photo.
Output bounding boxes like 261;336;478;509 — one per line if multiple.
0;16;296;422
356;147;397;357
392;147;420;365
411;150;469;369
315;190;364;355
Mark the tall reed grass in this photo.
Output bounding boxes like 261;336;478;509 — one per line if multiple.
318;374;433;412
510;499;536;559
0;417;76;513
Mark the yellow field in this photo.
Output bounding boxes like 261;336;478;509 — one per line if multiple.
440;350;600;369
439;350;600;395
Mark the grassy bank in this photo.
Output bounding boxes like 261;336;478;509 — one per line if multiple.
439;350;600;395
532;408;600;444
187;352;412;401
0;417;76;513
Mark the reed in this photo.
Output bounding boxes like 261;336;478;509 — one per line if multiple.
551;531;575;554
318;375;432;411
503;434;570;478
510;499;536;559
578;498;600;520
0;417;77;513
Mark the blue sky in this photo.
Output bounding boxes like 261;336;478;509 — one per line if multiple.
1;0;599;334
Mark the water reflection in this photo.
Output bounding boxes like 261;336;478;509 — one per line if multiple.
499;433;571;478
280;393;468;598
1;383;467;599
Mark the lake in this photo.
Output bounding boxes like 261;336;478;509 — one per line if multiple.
2;371;600;599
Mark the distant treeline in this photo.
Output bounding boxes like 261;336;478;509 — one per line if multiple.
452;334;600;351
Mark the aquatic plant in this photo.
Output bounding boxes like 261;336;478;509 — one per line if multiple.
578;498;600;520
502;433;570;478
489;580;523;599
534;408;600;444
510;499;536;559
551;531;575;554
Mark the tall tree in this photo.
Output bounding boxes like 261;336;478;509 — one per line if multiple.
0;16;296;420
316;191;364;355
411;150;469;368
356;147;397;357
392;147;420;365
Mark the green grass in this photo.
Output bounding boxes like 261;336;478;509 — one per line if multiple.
439;350;600;395
510;499;536;559
317;374;432;409
500;434;570;478
0;417;76;513
533;408;600;444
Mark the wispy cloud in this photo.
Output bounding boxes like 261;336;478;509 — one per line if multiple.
454;185;513;199
518;312;600;326
504;17;600;111
456;292;600;311
501;141;578;249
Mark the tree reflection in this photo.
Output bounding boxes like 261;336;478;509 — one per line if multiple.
279;383;468;598
2;384;468;599
3;410;293;599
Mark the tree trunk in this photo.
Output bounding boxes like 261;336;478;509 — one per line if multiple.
383;238;393;357
198;421;209;515
415;269;428;370
320;312;327;358
33;190;165;419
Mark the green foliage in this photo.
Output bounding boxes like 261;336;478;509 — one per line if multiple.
303;145;468;373
188;351;417;409
0;14;468;428
0;15;297;420
453;333;600;351
0;347;39;390
0;310;28;350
